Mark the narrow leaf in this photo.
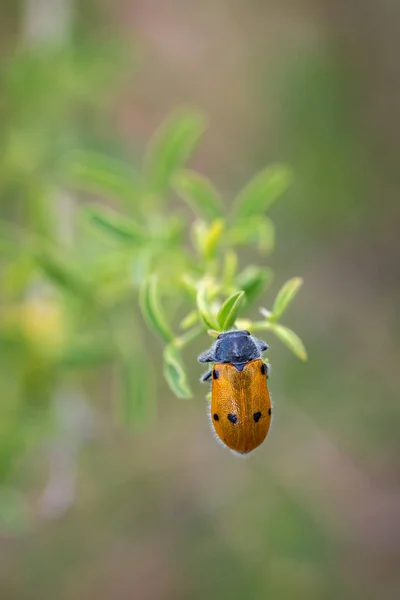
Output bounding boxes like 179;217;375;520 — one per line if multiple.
65;150;140;202
35;250;92;299
192;219;224;260
270;323;307;361
139;277;174;343
236;266;273;306
203;219;224;260
83;205;146;244
222;250;238;288
173;169;223;220
257;217;275;254
196;281;220;330
225;216;275;254
144;110;206;193
217;291;245;330
163;344;192;399
272;277;303;321
234;164;292;218
180;310;200;330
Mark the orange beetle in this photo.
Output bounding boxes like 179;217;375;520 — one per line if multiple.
199;330;272;454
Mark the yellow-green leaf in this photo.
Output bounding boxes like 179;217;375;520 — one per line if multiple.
225;216;275;254
65;150;140;203
192;219;224;260
217;291;245;330
196;281;219;330
144;110;206;193
272;277;303;321
35;250;92;299
180;310;200;330
163;344;192;399
236;266;273;306
270;323;307;361
234;164;292;218
139;277;174;343
173;169;223;220
222;250;238;289
83;205;146;244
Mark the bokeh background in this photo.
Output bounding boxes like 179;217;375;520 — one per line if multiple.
1;1;400;599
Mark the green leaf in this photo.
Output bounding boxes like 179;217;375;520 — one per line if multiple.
163;344;192;399
35;250;92;299
217;291;245;330
196;281;220;330
144;109;206;193
270;323;307;361
180;310;200;330
83;205;146;244
181;274;199;299
139;277;174;343
222;250;238;289
271;277;303;321
64;150;140;202
236;266;273;306
173;169;223;220
257;217;275;254
192;219;224;260
225;216;275;254
202;219;224;260
234;164;292;218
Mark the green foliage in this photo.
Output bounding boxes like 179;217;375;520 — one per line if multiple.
163;344;192;399
268;323;307;361
0;99;306;497
234;164;292;218
173;169;223;220
83;205;146;245
271;277;303;321
217;291;245;330
65;150;140;203
139;277;174;344
71;111;305;393
144;109;206;194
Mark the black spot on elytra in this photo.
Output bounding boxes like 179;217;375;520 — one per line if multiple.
213;413;219;421
261;364;266;375
227;414;237;424
253;411;262;423
213;369;219;379
268;408;272;416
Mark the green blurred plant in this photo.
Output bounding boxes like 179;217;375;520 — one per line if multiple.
66;109;306;398
0;106;306;510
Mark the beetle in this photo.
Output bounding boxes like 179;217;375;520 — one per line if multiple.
199;330;272;455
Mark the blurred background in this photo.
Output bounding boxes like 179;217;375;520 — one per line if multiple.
1;1;400;599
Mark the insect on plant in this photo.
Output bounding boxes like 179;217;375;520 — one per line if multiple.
1;109;307;474
68;109;307;429
200;330;272;454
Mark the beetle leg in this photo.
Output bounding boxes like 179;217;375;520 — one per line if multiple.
201;370;213;383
